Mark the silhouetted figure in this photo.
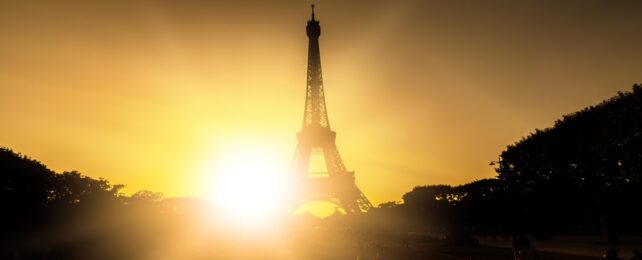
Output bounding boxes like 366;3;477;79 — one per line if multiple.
512;236;539;260
604;248;621;260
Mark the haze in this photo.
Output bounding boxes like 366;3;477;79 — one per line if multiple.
1;0;641;206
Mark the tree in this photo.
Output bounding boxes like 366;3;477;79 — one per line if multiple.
496;84;642;242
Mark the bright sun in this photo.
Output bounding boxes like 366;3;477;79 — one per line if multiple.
204;145;290;221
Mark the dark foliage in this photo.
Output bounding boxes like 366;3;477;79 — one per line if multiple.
362;84;642;244
496;84;642;242
0;147;182;259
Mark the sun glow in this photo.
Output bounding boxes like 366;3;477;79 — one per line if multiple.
203;144;291;222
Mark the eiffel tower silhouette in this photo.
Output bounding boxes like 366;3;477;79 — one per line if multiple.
289;5;373;214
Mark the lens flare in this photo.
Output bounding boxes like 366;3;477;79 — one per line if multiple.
201;144;290;224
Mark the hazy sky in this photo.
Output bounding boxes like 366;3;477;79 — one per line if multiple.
1;1;641;205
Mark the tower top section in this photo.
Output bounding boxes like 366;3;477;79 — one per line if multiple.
301;4;329;129
307;4;320;38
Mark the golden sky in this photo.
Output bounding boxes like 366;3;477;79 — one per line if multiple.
1;1;642;206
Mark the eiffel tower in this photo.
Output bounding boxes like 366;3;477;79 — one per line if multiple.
289;5;373;214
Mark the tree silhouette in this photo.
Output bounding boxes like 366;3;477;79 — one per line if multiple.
359;84;642;245
0;147;175;259
496;84;642;242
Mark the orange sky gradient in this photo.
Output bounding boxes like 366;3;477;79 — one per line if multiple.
1;1;642;207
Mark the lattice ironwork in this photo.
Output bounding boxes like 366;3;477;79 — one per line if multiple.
290;5;373;214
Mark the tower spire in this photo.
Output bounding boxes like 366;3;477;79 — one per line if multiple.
303;3;328;129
